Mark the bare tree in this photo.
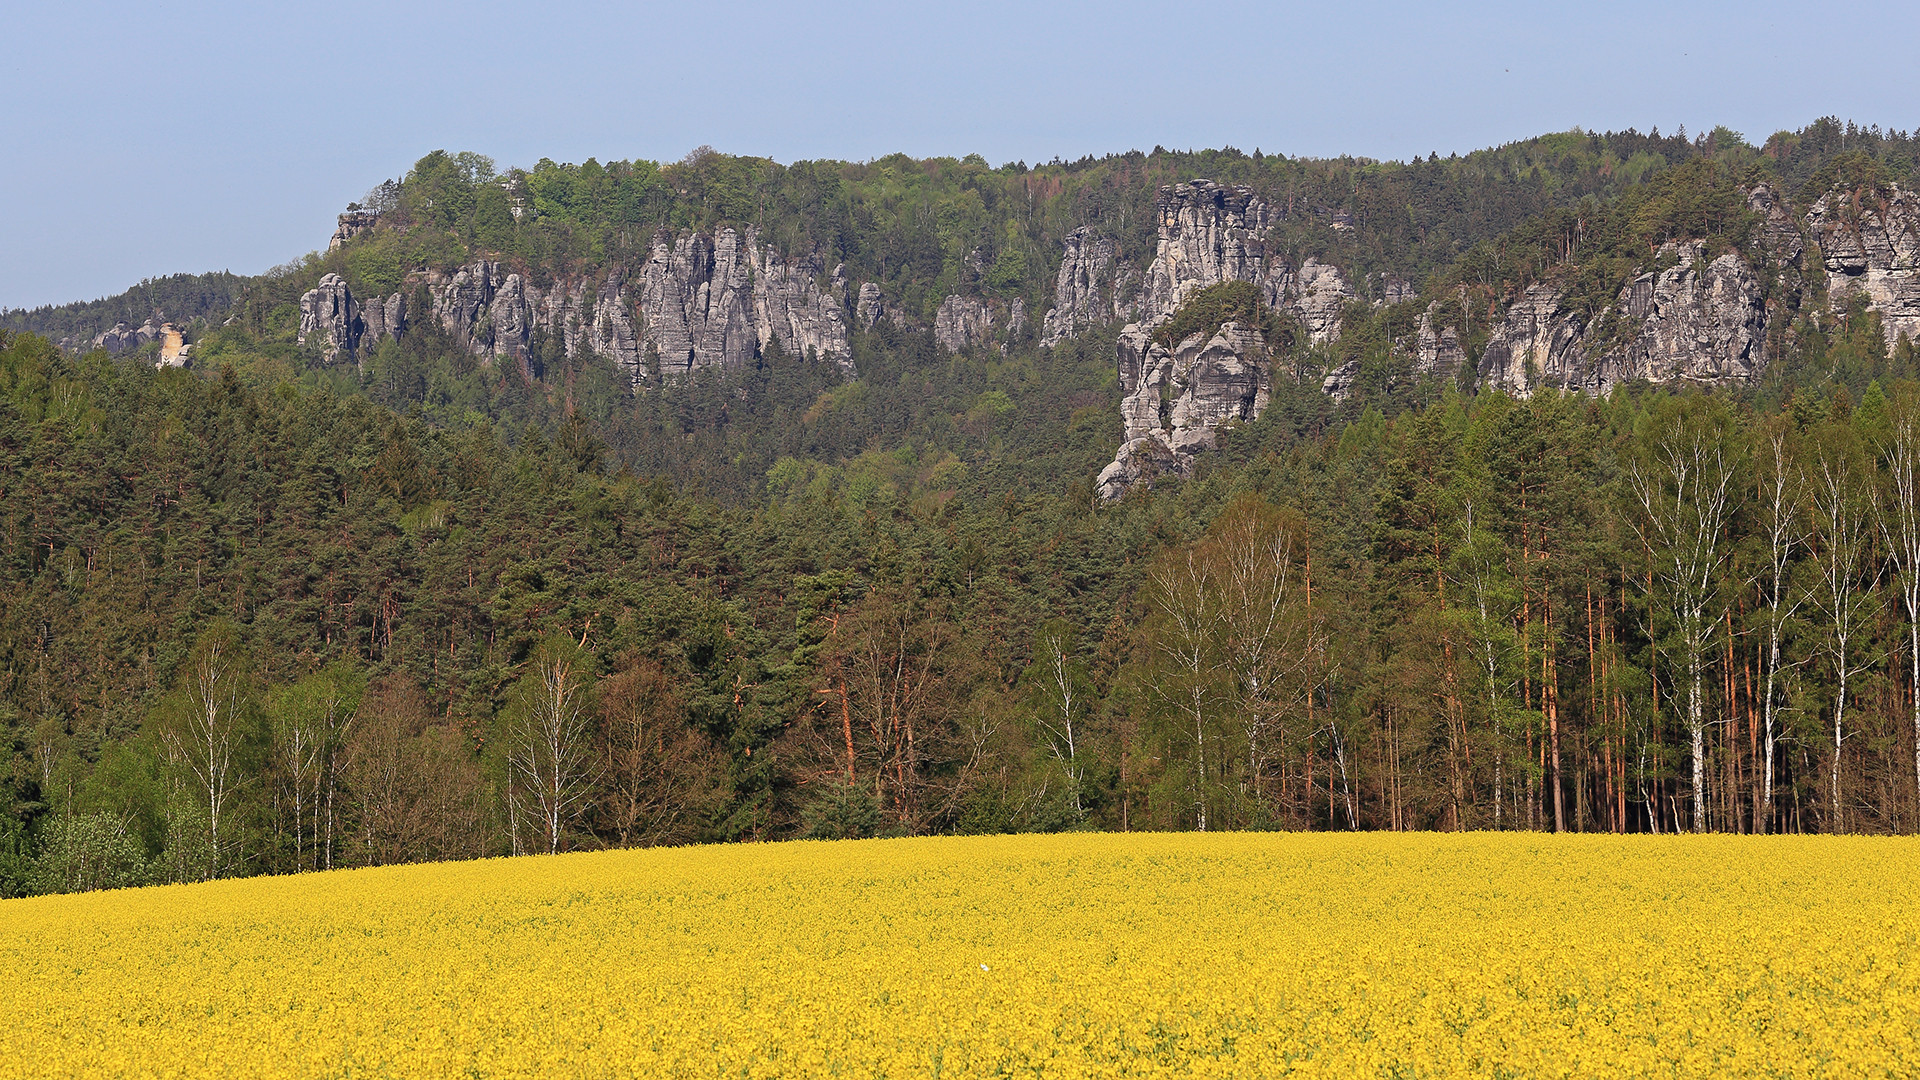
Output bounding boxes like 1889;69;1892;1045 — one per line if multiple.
1881;398;1920;808
596;657;723;847
1805;426;1883;830
1026;621;1092;819
1208;499;1317;820
270;664;362;871
1453;498;1521;830
507;642;596;855
160;636;249;878
1147;545;1222;831
1754;426;1808;832
1630;405;1740;832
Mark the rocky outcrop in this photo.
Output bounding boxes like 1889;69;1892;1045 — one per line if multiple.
1321;358;1361;403
156;323;191;368
1602;243;1766;388
329;211;381;251
1808;182;1920;348
1096;180;1360;498
1415;302;1466;379
1288;258;1353;344
298;273;361;362
1476;284;1589;396
637;227;853;374
855;282;902;328
92;318;165;356
362;291;405;343
293;225;855;378
1097;321;1269;499
1041;228;1135;346
934;295;996;352
1477;241;1767;397
1139;181;1275;318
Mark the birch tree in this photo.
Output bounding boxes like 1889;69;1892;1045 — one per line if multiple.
1881;395;1920;807
1630;402;1740;832
1025;620;1093;819
1805;422;1883;830
506;640;596;855
159;631;253;879
1752;424;1807;833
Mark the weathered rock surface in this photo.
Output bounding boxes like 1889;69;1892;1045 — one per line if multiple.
1477;241;1768;397
329;211;381;251
294;225;855;378
1041;227;1133;346
1096;180;1360;497
1097;320;1269;499
1288;257;1353;344
1808;182;1920;348
855;282;901;327
156;323;191;368
1476;284;1589;396
1415;302;1466;380
934;295;998;353
92;319;163;355
1139;181;1276;319
297;273;361;362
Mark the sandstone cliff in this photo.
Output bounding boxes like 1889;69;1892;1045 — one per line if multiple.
1039;227;1136;346
1474;240;1768;398
1808;182;1920;348
1095;181;1359;497
302;226;855;378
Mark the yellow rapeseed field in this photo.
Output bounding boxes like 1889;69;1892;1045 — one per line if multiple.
5;832;1917;1078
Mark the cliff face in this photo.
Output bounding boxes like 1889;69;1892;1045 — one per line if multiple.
300;226;854;378
1096;320;1269;500
1039;227;1136;346
1475;240;1768;397
1808;182;1920;348
1095;181;1359;497
932;295;1024;353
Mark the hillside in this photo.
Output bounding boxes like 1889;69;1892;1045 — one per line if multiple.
9;118;1920;898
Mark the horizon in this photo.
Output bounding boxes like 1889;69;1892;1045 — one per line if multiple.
0;119;1883;317
7;0;1916;309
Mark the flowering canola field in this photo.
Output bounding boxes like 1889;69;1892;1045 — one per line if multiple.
5;833;1918;1078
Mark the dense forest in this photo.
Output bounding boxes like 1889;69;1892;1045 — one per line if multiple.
7;118;1920;895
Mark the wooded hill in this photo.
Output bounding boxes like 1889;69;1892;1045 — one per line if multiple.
6;118;1920;895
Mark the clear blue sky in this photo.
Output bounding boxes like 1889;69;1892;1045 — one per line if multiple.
4;0;1914;310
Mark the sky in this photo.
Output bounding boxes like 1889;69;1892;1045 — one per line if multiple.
4;0;1917;311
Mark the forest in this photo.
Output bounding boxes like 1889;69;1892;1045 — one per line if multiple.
7;118;1920;895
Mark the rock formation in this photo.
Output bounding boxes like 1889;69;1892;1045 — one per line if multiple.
1414;302;1466;380
1476;241;1768;397
933;295;998;353
1096;180;1359;498
1138;181;1275;318
329;211;381;251
91;318;165;356
296;225;855;379
1040;228;1135;346
298;273;361;362
155;323;191;368
1808;182;1920;348
1096;321;1268;500
855;282;902;328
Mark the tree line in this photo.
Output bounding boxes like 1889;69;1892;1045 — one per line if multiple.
8;305;1920;897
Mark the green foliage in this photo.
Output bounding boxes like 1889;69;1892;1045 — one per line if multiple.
799;778;881;840
27;812;152;894
1153;282;1272;348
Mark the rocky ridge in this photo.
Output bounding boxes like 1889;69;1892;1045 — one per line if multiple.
300;226;854;378
1096;181;1362;499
